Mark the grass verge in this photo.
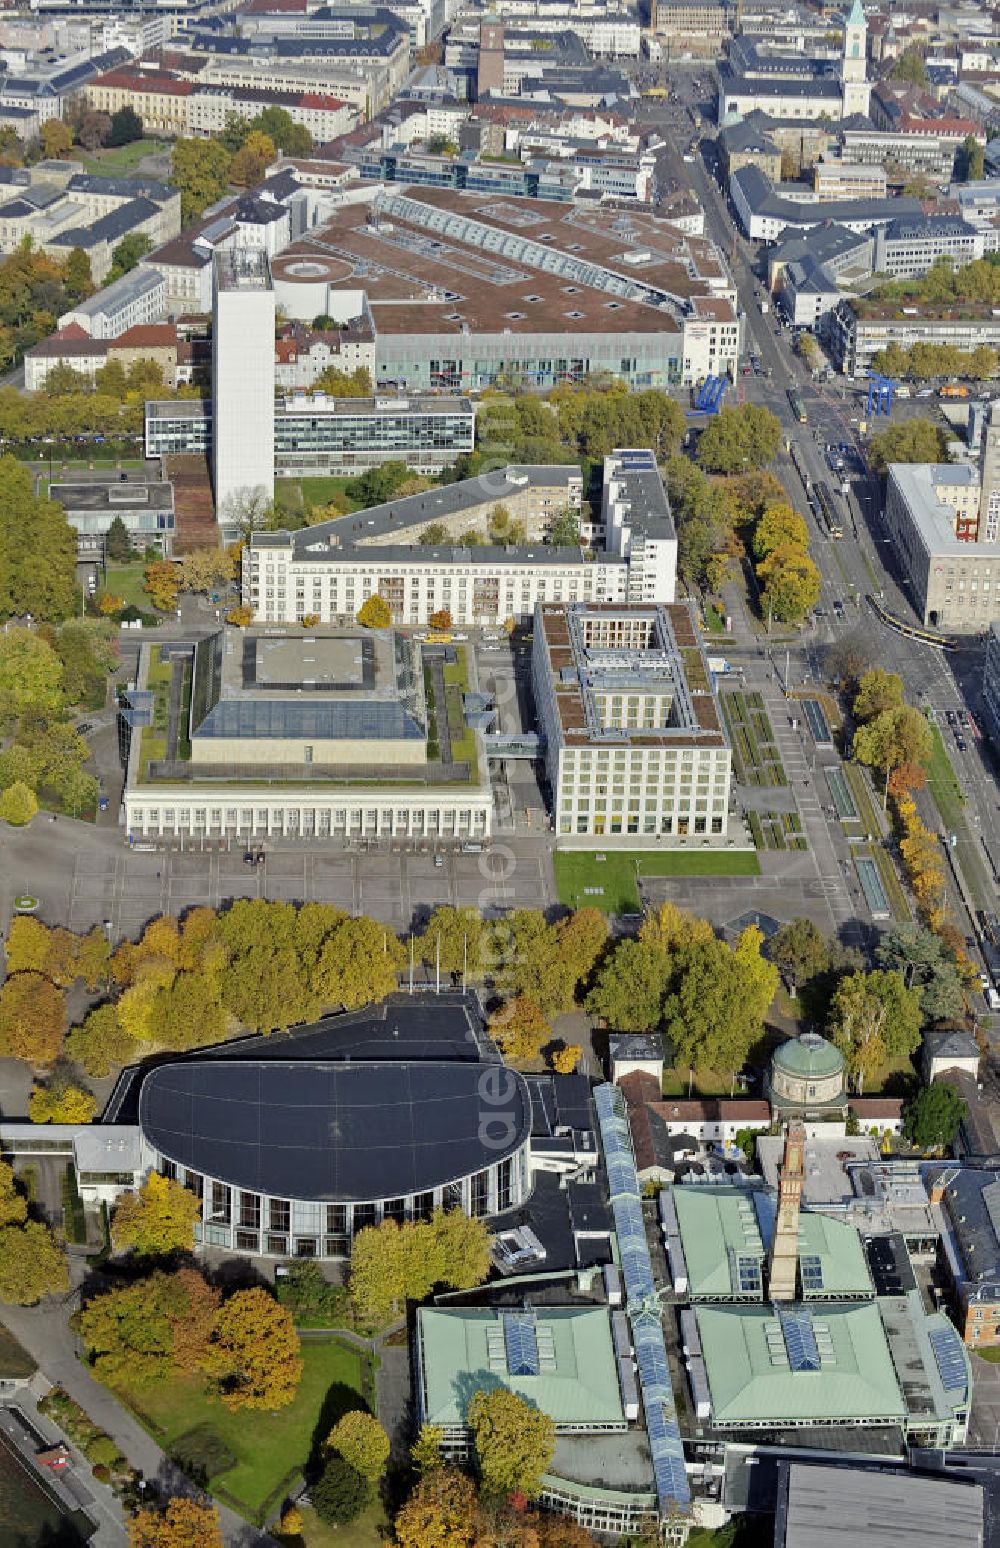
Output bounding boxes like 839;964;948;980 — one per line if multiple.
925;724;966;834
120;1336;369;1520
554;848;760;913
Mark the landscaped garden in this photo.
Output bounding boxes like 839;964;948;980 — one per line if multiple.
122;1334;373;1524
746;810;806;851
720;690;787;787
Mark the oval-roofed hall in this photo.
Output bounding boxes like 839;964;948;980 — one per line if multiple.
112;994;534;1260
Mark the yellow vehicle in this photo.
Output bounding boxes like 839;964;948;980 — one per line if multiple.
643;86;667;98
426;632;453;643
939;383;969;399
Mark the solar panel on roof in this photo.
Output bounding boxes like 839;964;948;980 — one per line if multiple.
503;1312;540;1377
929;1326;968;1394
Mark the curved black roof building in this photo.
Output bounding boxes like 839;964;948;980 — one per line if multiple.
132;995;534;1261
140;1056;531;1205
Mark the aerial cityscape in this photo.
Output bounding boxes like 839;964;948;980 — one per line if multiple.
1;0;1000;1544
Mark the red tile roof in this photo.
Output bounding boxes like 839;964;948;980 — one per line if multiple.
92;68;194;96
298;93;349;110
112;323;178;348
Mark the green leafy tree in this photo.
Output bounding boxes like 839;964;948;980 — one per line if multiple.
349;1209;490;1323
853;668;904;723
547;508;580;546
829;969;922;1092
853;704;932;775
66;1003;136;1077
875;922;965;1022
419;521;450;546
695;404;782;473
108;106;143;147
108;232;154;283
251;105;313;157
356;593;392;628
867;418;949;474
111;1172;201;1257
0;628;64;718
0;459;77;622
586;938;670;1031
104;515;133;562
326;1410;390;1485
467;1387;556;1500
0;1219;68;1303
892;43;928;84
769;918;829;991
903;1082;966;1150
170;138;233;223
311;915;405;1009
662;933;777;1074
420;905;486;981
311;1457;370;1525
63;246;93;301
0;781;38;825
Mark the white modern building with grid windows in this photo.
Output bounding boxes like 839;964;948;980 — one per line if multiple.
532;601;733;843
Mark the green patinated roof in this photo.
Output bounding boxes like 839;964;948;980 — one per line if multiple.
672;1186;765;1298
695;1301;904;1427
772;1033;844;1080
672;1186;874;1300
417;1306;625;1428
846;0;867;26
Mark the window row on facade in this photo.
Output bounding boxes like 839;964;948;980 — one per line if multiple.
128;801;490;838
160;1150;526;1260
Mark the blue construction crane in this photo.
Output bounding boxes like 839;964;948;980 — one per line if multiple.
866;374;895;418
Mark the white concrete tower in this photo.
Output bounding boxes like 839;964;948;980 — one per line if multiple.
212;248;275;542
840;0;871;116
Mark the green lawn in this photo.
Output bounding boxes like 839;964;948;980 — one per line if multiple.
0;1324;35;1378
926;723;966;834
554;848;760;913
298;1500;391;1546
299;476;361;511
122;1336;369;1521
106;563;153;613
70;140;163;176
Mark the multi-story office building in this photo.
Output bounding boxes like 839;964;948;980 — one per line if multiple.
829;298;1000;377
883;460;996;632
145;394;476;478
211;249;275;533
814;160;887;202
271;393;475;477
983;622;1000;748
531;601;732;843
872;215;985;278
840;121;982;181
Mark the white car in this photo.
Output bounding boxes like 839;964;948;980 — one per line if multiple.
452;632;469;641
